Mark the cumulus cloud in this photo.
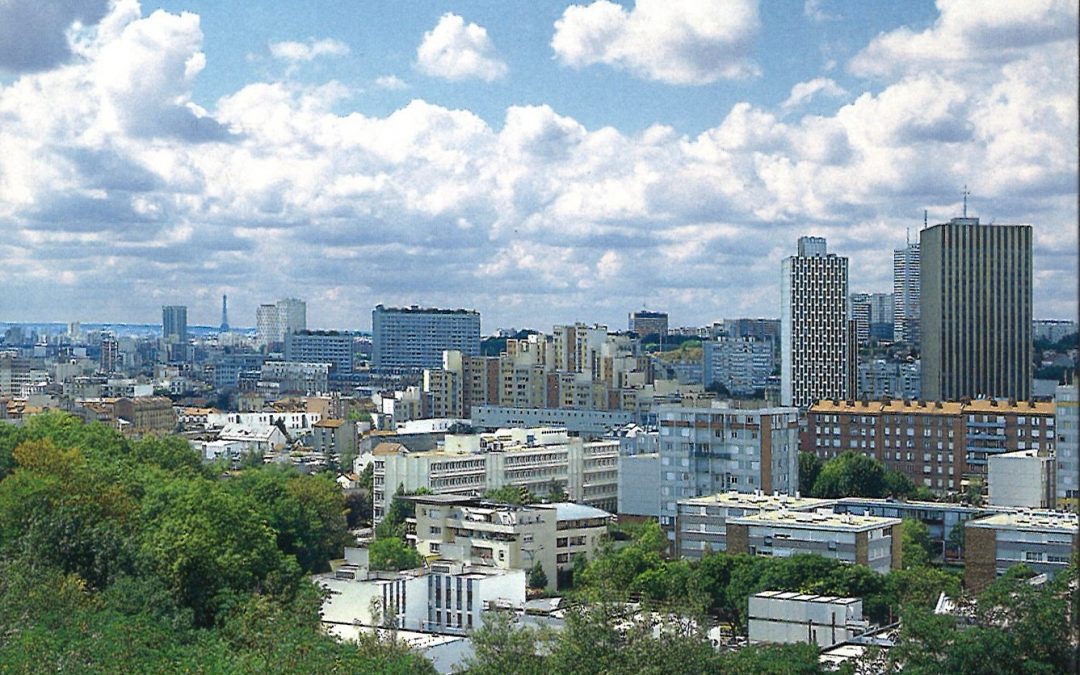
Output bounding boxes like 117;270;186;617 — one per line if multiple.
374;74;409;90
269;37;349;62
551;0;760;84
0;0;1075;326
781;77;847;109
850;0;1077;77
0;0;110;72
416;13;507;82
803;0;840;22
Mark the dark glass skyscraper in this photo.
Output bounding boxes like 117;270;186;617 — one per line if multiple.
920;217;1032;401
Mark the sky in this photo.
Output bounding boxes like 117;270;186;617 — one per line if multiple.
0;0;1076;331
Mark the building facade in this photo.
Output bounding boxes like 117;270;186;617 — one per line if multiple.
411;495;612;591
964;511;1078;592
628;310;669;338
162;305;188;346
921;218;1032;401
256;298;307;348
371;428;619;521
987;450;1055;508
657;404;800;535
703;337;773;395
893;241;920;347
372;305;481;371
808;398;1055;488
727;510;903;573
782;236;850;409
285;330;354;375
1054;384;1078;511
675;492;831;560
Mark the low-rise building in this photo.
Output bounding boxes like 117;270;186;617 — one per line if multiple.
749;591;868;648
410;494;612;591
675;492;833;560
112;396;177;437
472;405;634;437
317;549;525;634
963;511;1078;592
310;418;358;460
987;450;1055;508
217;423;288;455
726;510;903;573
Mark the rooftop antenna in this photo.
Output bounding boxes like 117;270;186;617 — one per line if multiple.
924;209;927;228
962;185;970;218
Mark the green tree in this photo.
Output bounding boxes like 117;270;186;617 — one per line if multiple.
458;610;548;675
527;562;548;590
485;484;536;505
368;536;422;571
900;518;933;568
883;469;915;498
812;452;886;498
798;452;822;496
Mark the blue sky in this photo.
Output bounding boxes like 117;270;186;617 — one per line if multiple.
0;1;1076;330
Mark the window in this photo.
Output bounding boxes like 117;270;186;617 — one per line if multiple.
557;538;568;548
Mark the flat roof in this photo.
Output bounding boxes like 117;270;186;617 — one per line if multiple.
679;491;831;511
753;590;860;605
730;510;902;531
967;511;1078;533
810;399;1053;416
554;502;613;522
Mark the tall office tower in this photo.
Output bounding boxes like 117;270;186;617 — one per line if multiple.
781;236;850;409
920;217;1032;401
850;293;872;346
220;294;230;332
162;305;188;345
893;241;921;347
628;310;668;339
100;336;120;373
256;298;307;348
372;305;481;371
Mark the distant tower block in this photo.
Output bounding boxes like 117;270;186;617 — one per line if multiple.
220;294;230;332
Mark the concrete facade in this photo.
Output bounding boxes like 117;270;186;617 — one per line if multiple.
921;218;1032;401
987;450;1055;508
1055;384;1078;512
963;511;1078;592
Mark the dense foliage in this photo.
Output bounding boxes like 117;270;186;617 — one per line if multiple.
804;451;936;501
0;413;432;672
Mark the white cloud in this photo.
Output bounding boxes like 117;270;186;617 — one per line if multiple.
374;74;409;90
850;0;1077;78
781;77;847;110
416;13;507;82
551;0;760;84
0;0;111;72
269;37;349;62
0;0;1074;327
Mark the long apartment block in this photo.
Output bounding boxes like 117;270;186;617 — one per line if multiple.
808;398;1055;490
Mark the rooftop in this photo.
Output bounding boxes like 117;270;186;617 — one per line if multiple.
753;590;860;605
966;511;1078;532
374;304;479;316
554;502;613;522
810;398;1053;416
680;491;831;511
730;510;902;531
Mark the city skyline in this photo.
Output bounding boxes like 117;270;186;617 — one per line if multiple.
0;1;1076;330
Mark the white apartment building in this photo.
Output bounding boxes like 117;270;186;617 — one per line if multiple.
727;510;903;574
965;510;1078;592
318;548;525;634
987;450;1055;509
781;236;850;409
256;298;307;348
371;427;619;521
1055;384;1078;511
657;404;800;537
410;494;612;591
749;592;867;648
208;410;322;432
675;492;833;560
894;241;920;347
